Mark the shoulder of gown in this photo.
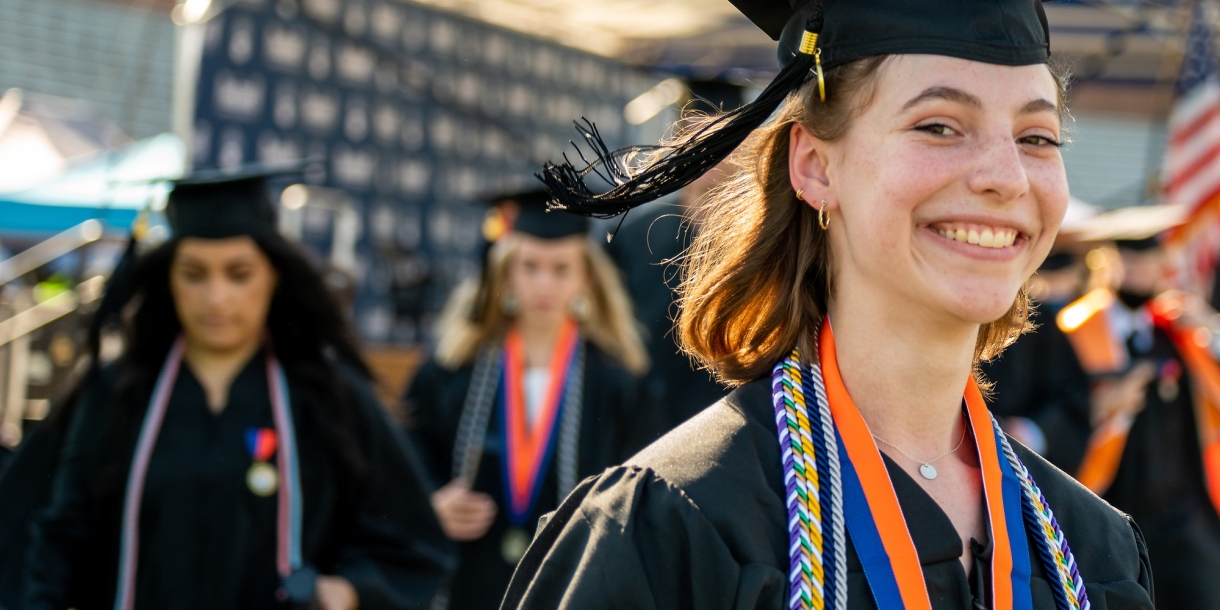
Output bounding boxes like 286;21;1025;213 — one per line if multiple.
1007;438;1155;607
501;378;787;610
503;376;1155;610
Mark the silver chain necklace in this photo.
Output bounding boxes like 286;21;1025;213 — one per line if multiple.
871;415;968;480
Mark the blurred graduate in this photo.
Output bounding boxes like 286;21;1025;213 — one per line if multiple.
1056;203;1220;608
401;190;647;610
13;168;452;610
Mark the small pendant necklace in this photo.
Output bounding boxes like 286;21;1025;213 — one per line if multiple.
871;414;968;480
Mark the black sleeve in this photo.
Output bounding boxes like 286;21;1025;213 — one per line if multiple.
25;375;117;610
401;360;455;487
332;371;456;610
1026;327;1092;473
0;397;81;610
501;466;784;610
1129;516;1155;607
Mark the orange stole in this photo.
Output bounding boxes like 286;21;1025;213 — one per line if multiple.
1057;288;1129;376
1057;289;1133;494
1074;416;1134;494
1149;293;1220;517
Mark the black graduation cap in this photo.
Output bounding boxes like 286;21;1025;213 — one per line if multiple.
490;189;590;240
166;161;318;239
539;0;1052;218
1114;236;1161;252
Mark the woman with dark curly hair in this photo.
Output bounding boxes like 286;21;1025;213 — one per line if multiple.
20;171;452;610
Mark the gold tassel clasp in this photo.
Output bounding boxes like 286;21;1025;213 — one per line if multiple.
799;31;818;55
798;31;826;102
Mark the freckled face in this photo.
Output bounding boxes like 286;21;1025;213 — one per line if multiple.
170;237;278;353
824;55;1067;324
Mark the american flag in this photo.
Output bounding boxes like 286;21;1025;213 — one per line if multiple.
1163;2;1220;295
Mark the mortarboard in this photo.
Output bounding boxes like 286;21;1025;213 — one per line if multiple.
167;161;317;239
539;0;1053;219
495;189;589;240
1073;204;1189;250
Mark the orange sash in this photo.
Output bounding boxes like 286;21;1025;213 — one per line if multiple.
821;321;1020;609
1058;289;1133;493
1062;289;1220;512
1149;293;1220;516
502;318;579;522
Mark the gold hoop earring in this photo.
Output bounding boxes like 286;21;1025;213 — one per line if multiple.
795;189;804;201
818;200;830;230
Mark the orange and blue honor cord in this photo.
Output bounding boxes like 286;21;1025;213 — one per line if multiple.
115;337;307;610
501;318;581;525
771;319;1090;610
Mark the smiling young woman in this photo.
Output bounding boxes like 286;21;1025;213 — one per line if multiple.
501;1;1155;609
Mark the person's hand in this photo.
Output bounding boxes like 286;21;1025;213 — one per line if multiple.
432;479;498;541
316;576;358;610
1090;361;1156;426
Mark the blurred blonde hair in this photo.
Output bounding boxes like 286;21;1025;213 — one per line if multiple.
434;235;648;375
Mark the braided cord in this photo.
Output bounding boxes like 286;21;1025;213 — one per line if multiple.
774;342;1087;610
994;418;1090;610
804;342;848;610
773;351;825;610
452;347;504;483
555;343;586;498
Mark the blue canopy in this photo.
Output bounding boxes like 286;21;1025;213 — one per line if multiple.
0;133;183;235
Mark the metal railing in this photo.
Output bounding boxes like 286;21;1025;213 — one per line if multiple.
0;221;108;448
0;220;102;286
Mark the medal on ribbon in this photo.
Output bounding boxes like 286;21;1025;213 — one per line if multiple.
499;318;580;562
245;428;279;497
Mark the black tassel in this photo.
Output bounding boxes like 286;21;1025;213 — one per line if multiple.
537;28;820;219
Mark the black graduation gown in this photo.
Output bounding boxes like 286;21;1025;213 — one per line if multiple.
502;378;1155;610
403;344;640;610
0;411;69;610
1099;325;1220;609
606;203;728;440
24;354;453;610
980;302;1092;473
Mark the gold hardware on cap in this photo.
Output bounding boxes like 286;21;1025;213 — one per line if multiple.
814;49;825;102
799;31;819;55
799;31;826;102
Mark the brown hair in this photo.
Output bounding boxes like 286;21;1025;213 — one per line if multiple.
434;235;649;375
678;56;1067;386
